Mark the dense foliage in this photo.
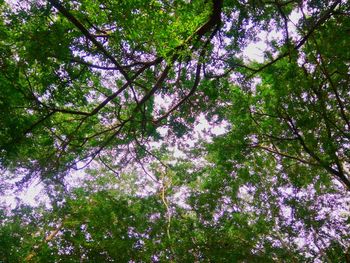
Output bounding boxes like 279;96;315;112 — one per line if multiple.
0;0;349;262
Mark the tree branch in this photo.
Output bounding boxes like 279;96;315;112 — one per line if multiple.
47;0;129;80
246;0;341;78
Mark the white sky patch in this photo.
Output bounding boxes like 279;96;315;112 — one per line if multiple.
242;10;303;64
243;42;266;63
1;177;48;209
194;113;227;137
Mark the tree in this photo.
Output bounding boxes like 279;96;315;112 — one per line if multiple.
1;0;224;182
0;0;349;262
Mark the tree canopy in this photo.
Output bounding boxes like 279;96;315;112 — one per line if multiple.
0;0;349;262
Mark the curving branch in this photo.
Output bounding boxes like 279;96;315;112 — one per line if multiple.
47;0;129;80
246;0;341;78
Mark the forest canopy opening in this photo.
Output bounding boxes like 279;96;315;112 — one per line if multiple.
0;0;349;262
